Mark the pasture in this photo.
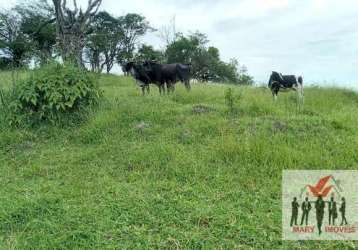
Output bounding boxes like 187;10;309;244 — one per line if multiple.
0;72;357;249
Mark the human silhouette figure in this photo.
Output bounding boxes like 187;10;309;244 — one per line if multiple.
340;197;348;225
300;197;311;225
290;197;299;226
328;197;337;225
315;195;325;235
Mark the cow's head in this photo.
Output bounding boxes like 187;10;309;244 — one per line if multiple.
126;62;151;85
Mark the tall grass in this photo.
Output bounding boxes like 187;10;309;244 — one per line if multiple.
0;72;357;249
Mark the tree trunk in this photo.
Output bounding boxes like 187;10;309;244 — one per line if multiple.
52;0;102;67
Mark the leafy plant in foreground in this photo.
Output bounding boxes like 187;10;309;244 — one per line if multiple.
9;63;102;126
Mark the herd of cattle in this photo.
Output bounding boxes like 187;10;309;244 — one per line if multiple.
123;61;304;101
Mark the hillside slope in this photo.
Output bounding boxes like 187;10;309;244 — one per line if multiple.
1;74;357;249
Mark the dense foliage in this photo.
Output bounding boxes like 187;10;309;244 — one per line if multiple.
16;0;56;65
135;44;164;62
86;11;152;73
166;32;253;84
0;12;31;68
9;63;101;125
0;0;254;84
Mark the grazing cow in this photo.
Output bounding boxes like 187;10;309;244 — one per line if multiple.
124;61;165;95
268;71;304;101
143;61;192;92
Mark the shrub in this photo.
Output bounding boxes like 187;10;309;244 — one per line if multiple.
224;88;235;113
0;57;12;70
9;63;102;126
225;88;242;114
236;74;254;86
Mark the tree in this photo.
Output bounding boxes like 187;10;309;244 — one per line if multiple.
208;46;219;61
0;11;30;68
15;0;56;65
157;16;177;47
0;57;12;69
116;13;152;64
165;31;254;84
86;11;121;73
52;0;102;66
135;44;163;62
85;12;152;73
236;64;254;85
85;29;104;72
165;32;210;79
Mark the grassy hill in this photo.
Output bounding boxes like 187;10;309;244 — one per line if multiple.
0;73;357;249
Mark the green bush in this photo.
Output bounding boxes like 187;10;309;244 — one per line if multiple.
224;88;241;114
9;63;102;126
224;88;235;113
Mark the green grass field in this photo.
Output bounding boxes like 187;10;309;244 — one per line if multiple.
1;72;357;249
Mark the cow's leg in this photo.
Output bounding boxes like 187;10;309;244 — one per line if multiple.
141;86;145;96
166;82;171;93
272;87;279;101
299;83;304;99
298;83;304;105
184;80;191;91
271;84;279;101
159;84;165;95
270;84;279;101
146;84;150;94
293;84;301;104
168;82;175;93
171;84;176;93
165;82;171;94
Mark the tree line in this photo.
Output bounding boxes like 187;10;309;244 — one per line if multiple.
0;0;253;84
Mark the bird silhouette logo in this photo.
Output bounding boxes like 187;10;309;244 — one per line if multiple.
308;175;333;197
299;175;343;199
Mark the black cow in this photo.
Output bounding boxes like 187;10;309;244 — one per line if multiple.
126;61;191;95
143;61;192;92
124;61;165;95
268;71;304;101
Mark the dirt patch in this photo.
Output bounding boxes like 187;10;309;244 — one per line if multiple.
272;120;287;133
134;121;150;131
192;105;215;114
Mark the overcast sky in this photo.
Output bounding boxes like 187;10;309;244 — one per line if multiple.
2;0;358;88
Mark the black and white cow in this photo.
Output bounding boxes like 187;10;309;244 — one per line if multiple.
268;71;304;101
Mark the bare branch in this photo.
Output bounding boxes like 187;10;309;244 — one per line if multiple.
73;0;78;14
84;0;101;18
51;0;102;66
0;31;9;41
62;0;67;11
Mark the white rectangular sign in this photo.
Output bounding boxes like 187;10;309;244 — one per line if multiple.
282;170;358;240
